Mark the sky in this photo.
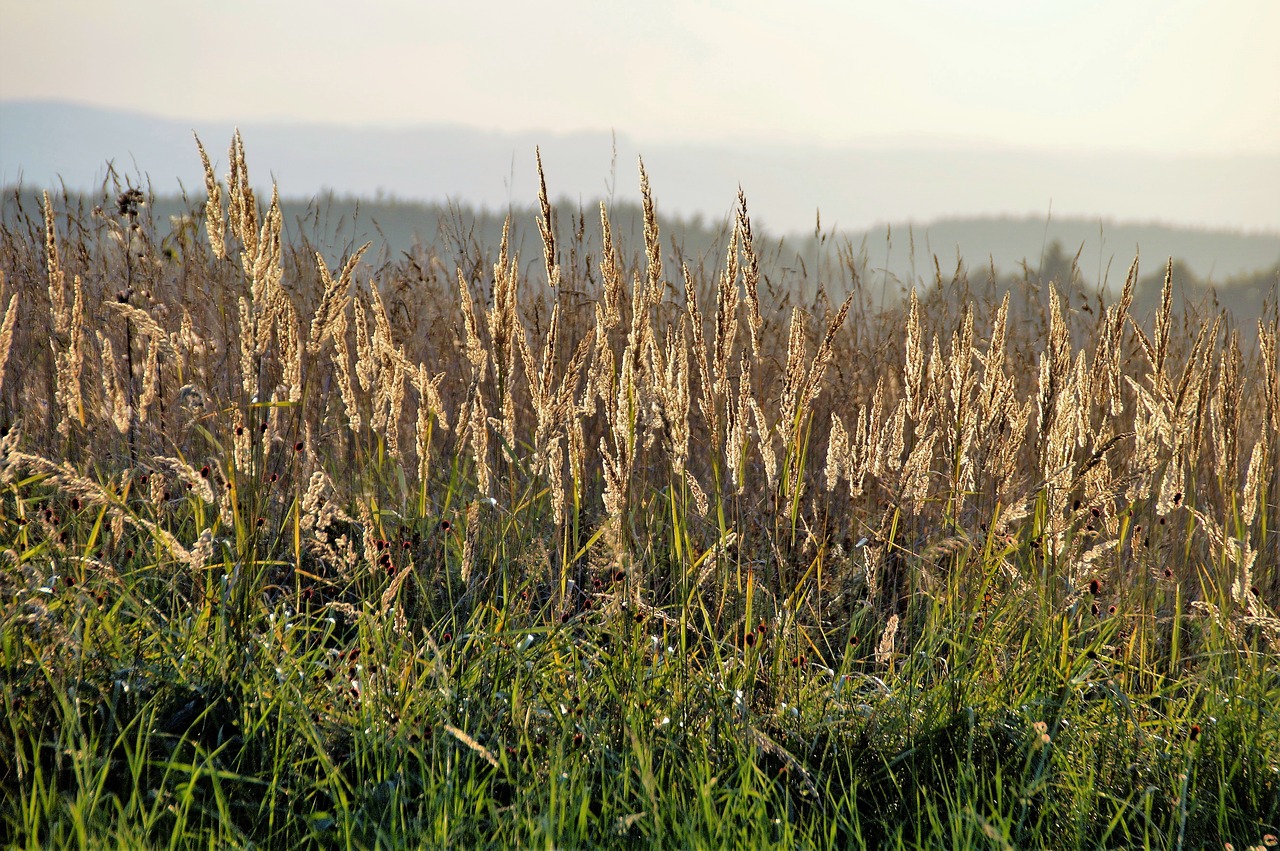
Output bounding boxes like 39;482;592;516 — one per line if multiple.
3;0;1279;156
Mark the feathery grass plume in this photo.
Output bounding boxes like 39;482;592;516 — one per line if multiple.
598;203;623;329
973;292;1028;499
777;306;808;451
711;230;741;407
1187;314;1221;454
44;197;86;435
226;130;259;257
309;243;369;354
1210;332;1243;487
158;455;216;504
848;378;889;496
600;345;640;523
237;296;259;401
638;157;663;308
460;500;481;588
0;273;18;395
903;289;926;421
444;724;499;770
800;288;856;419
875;613;899;669
1100;258;1137;415
1240;438;1265;528
943;307;978;492
43;192;67;334
382;360;407;459
274;288;304;404
95;332;130;434
1260;318;1279;442
517;300;561;474
250;186;285;326
899;429;937;515
54;274;86;436
352;295;375;393
1036;288;1072;452
414;364;447;490
684;261;713;436
545;434;568;526
1131;259;1175;393
105;302;173;356
488;217;520;447
194;134;226;260
134;332;159;425
825;413;849;493
456;269;489;378
535;148;560;290
736;191;765;361
922;336;945;429
685;470;709;517
328;296;361;432
300;469;353;534
380;564;415;617
648;321;691;476
748;395;778;494
467;383;492;497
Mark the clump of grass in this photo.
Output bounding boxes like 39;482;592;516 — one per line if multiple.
0;136;1277;848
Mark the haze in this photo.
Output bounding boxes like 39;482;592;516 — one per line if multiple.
5;0;1278;152
3;1;1279;234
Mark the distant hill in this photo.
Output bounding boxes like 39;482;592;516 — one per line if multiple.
3;100;1279;278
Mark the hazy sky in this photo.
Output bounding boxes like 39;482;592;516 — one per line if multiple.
3;0;1278;155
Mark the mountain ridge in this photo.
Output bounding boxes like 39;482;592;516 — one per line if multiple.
3;100;1278;281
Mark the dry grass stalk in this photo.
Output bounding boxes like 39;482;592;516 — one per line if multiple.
444;724;499;770
0;273;18;396
309;243;369;354
875;613;899;669
194;134;226;260
94;332;130;434
736;192;764;361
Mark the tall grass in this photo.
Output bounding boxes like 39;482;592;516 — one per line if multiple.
0;135;1277;849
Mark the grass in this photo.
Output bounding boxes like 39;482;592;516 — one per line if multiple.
0;134;1277;849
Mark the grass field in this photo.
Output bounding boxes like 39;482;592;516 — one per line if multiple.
0;135;1278;849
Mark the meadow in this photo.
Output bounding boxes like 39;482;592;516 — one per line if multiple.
0;134;1277;849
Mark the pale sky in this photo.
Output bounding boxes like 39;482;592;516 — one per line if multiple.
3;0;1278;155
